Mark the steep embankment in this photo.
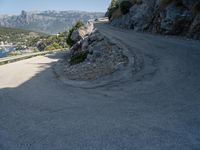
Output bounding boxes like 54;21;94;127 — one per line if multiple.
106;0;200;39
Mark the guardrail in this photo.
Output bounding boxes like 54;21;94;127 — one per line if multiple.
0;49;66;66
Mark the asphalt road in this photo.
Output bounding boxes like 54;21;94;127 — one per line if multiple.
0;23;200;150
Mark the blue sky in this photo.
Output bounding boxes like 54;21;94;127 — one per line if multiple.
0;0;111;14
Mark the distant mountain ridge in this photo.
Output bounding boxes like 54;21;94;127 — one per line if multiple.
0;10;104;34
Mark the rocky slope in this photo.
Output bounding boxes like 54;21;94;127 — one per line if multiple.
107;0;200;39
0;10;104;34
55;22;128;81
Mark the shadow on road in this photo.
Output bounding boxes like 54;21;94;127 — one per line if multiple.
0;30;200;149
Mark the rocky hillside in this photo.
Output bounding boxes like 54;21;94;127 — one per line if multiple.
0;10;104;34
106;0;200;39
54;22;128;81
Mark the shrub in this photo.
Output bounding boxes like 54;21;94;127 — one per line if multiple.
120;1;133;15
67;21;84;47
110;0;120;8
74;21;84;29
33;48;39;52
107;0;120;20
70;51;88;65
15;44;25;50
107;7;118;20
8;51;21;56
66;28;75;47
45;42;62;51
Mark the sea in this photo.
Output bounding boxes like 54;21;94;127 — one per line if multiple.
0;47;15;58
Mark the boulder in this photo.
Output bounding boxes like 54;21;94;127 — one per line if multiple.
81;37;89;51
88;30;104;42
70;21;94;43
66;26;128;80
71;30;83;43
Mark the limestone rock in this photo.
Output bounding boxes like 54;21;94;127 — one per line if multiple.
66;25;128;80
109;0;200;39
70;21;94;43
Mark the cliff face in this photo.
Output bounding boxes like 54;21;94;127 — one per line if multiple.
107;0;200;39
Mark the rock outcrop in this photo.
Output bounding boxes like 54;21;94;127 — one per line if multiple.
107;0;200;39
63;22;128;80
70;22;94;43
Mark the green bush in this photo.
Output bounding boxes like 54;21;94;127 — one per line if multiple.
120;1;133;15
33;48;39;52
67;28;75;47
8;51;21;56
15;44;25;51
107;0;120;20
74;21;84;29
70;51;88;65
67;21;84;47
45;42;62;51
110;0;120;9
34;31;69;51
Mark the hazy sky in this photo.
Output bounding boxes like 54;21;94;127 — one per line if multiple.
0;0;111;14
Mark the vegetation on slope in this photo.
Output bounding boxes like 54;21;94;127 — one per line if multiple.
106;0;134;20
67;21;84;47
32;31;69;51
120;1;133;15
36;20;84;51
0;26;46;44
106;0;120;20
0;20;85;57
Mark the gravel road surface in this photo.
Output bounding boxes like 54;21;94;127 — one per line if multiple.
0;23;200;150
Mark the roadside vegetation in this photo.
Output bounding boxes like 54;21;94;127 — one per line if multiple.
120;1;133;15
106;0;120;20
0;27;46;45
0;20;85;57
33;31;69;51
67;21;84;47
106;0;134;20
70;51;89;65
